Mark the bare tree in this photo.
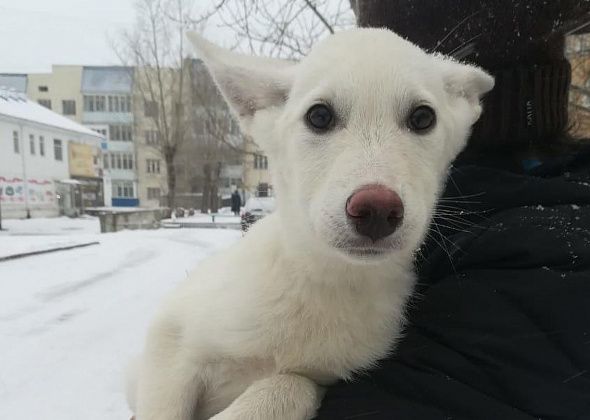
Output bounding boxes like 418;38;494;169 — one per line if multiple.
119;0;192;208
180;58;244;212
194;0;356;59
117;0;354;210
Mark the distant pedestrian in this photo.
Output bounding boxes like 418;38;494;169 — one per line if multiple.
231;190;241;216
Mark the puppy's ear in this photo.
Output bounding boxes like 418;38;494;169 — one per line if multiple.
187;32;295;131
442;59;494;122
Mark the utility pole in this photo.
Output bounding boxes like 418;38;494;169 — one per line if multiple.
19;125;31;219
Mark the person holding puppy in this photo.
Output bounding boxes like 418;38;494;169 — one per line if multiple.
319;1;590;419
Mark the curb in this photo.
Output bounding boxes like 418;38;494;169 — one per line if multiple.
0;241;100;262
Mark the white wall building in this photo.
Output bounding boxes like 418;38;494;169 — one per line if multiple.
0;88;104;218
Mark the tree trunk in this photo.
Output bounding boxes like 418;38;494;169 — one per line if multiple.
165;151;176;209
210;161;222;213
201;163;211;213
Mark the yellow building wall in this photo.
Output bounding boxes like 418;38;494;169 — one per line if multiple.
27;65;84;124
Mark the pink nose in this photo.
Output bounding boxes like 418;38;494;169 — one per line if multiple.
346;185;404;242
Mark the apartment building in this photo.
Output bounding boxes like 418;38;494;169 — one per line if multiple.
2;60;252;210
26;65;84;124
172;59;246;210
133;67;168;208
2;66;140;208
81;66;138;207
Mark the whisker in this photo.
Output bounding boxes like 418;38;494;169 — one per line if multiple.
425;221;460;273
448;33;483;58
432;9;484;53
440;192;486;200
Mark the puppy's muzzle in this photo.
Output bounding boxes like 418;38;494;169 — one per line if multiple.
346;185;404;242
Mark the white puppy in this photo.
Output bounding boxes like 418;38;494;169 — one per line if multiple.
128;28;493;420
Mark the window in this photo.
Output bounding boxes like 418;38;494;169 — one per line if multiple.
39;136;45;156
108;125;133;141
38;99;52;109
13;131;19;154
113;181;135;198
123;96;132;113
62;100;76;115
146;159;161;174
125;125;133;141
84;96;92;112
110;125;119;141
83;95;106;112
106;152;134;170
147;188;161;200
254;154;268;170
145;130;159;145
257;182;270;197
29;134;35;155
106;95;131;113
38;86;48;92
144;100;159;118
96;96;105;111
108;96;121;112
53;139;63;161
123;154;134;170
103;152;109;169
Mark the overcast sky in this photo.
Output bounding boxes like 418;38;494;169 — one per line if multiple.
0;0;230;73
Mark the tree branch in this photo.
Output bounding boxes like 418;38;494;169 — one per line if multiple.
302;0;334;34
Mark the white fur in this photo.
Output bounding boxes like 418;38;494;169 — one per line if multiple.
129;28;493;420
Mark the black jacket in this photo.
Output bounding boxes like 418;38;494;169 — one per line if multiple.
231;192;242;213
318;148;590;420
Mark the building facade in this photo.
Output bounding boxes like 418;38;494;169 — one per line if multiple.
2;66;142;208
173;58;246;211
0;88;104;218
133;67;168;208
26;65;84;124
2;60;255;210
81;66;139;207
242;136;272;199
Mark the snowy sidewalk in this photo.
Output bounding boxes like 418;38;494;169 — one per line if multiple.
0;217;240;419
0;217;101;260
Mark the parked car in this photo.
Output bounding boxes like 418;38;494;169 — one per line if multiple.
241;196;276;232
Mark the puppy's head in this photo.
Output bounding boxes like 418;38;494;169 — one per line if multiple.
189;29;493;263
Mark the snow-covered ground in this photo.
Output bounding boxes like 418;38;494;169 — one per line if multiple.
0;217;241;419
0;217;100;259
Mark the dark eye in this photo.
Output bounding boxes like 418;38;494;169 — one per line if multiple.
408;105;436;133
306;104;334;131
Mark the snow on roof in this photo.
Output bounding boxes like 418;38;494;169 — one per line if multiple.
0;87;103;139
0;74;27;93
